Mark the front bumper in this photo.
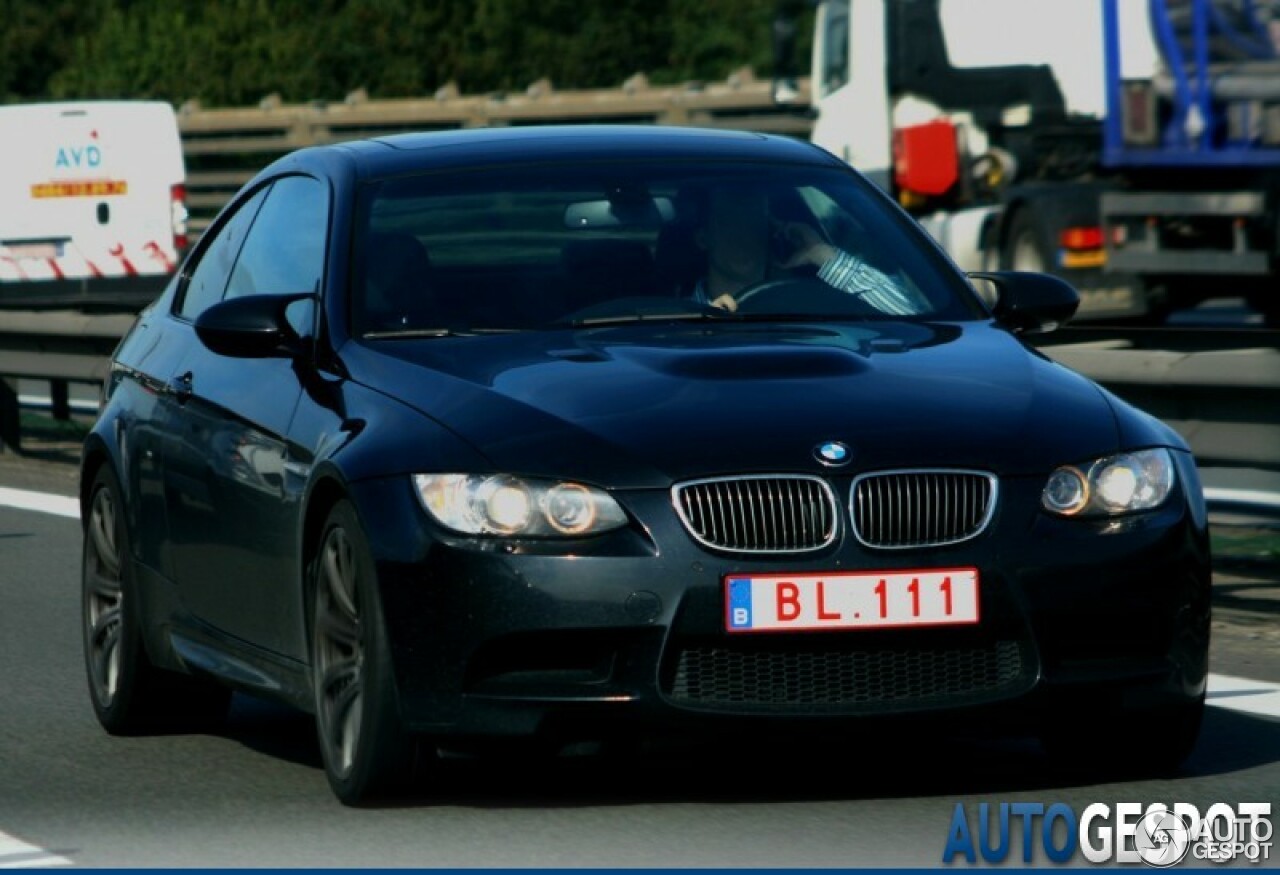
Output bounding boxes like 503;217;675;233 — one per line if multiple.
349;462;1210;741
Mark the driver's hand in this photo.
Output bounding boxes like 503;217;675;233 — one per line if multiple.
774;221;837;270
710;293;738;312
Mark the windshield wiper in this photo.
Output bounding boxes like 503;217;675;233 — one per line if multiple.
361;327;523;340
567;310;734;327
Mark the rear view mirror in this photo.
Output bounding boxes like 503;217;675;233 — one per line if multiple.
967;271;1079;335
195;292;312;358
564;197;675;229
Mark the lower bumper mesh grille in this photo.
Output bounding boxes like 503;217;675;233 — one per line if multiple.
667;640;1025;709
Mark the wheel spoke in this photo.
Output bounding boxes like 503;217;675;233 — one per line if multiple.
320;660;361;701
322;535;359;621
92;612;122;699
90;502;121;577
86;566;121;600
317;606;359;651
92;605;122;645
321;661;363;769
340;695;363;773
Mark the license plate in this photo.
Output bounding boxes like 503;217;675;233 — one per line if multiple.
725;568;979;633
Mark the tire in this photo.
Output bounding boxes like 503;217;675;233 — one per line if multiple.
311;500;419;805
82;466;230;735
1039;694;1204;776
1001;208;1051;273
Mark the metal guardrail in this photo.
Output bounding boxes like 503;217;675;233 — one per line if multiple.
2;315;1276;476
0;311;131;451
1033;328;1280;471
179;73;815;235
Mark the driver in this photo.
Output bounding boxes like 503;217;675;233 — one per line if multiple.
691;186;920;316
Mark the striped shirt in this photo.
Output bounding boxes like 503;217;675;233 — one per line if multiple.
693;249;923;316
815;250;922;316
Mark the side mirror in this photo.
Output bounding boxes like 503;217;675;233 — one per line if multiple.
967;271;1080;335
194;293;312;358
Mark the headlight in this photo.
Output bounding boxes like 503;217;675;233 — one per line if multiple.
1041;449;1175;517
413;473;628;537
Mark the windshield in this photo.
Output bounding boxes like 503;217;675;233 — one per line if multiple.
351;160;985;337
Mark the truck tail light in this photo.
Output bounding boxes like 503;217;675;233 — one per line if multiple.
1059;225;1106;269
1059;226;1104;251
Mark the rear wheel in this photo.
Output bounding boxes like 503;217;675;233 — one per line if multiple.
82;466;230;734
312;500;420;805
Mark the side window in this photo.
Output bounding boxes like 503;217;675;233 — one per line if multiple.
225;176;329;302
820;0;850;96
178;185;270;320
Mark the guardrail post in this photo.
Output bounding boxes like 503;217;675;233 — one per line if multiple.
50;380;71;421
0;378;19;453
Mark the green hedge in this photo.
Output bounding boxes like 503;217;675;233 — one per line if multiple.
1;0;811;107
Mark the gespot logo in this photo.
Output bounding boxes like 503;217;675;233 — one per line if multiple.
942;801;1273;866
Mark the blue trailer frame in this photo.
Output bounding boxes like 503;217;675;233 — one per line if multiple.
1102;0;1280;168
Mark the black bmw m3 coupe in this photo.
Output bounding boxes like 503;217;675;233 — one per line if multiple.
80;126;1210;803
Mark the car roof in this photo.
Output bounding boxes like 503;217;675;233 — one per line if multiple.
321;125;843;180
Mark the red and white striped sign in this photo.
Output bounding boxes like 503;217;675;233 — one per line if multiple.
0;238;176;282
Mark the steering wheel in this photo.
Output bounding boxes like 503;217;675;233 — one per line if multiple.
731;276;872;316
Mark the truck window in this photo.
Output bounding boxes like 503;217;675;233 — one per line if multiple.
820;0;850;95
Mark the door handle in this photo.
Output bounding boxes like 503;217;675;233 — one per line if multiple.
169;371;193;403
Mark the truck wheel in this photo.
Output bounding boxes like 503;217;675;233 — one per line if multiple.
1002;208;1051;273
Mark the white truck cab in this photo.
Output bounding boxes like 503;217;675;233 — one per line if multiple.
807;0;1161;318
0;101;187;310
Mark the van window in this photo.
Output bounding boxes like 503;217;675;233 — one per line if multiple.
225;176;328;301
178;185;269;320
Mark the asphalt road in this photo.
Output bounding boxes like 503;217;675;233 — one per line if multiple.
0;448;1277;867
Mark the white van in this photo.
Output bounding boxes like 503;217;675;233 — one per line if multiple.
0;101;187;310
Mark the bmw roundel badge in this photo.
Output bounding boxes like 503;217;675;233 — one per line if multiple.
814;441;852;467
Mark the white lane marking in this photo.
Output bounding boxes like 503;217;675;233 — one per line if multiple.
1208;672;1280;719
0;830;72;868
0;487;79;520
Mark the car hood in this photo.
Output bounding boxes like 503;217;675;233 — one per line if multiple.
342;321;1121;489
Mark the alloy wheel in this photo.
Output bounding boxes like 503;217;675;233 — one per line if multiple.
84;486;124;709
315;525;365;778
